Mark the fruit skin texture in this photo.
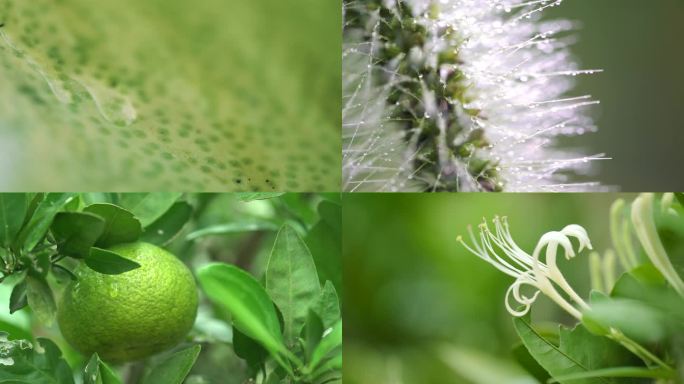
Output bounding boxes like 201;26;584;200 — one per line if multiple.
57;242;198;363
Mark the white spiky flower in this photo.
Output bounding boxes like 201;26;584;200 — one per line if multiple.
458;217;592;318
343;0;607;192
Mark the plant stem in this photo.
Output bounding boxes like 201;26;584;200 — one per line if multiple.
609;330;674;372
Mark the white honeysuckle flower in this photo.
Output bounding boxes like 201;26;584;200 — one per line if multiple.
343;0;607;192
458;217;592;318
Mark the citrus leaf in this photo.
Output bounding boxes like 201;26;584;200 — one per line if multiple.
0;193;28;248
9;278;28;314
549;367;675;383
16;193;76;253
84;353;122;384
140;345;201;384
0;0;339;191
266;225;321;345
115;193;182;227
305;201;342;295
197;263;287;359
0;335;74;384
84;203;142;247
25;275;56;326
304;310;324;362
51;211;105;258
311;281;341;329
186;221;279;241
233;328;268;374
513;314;642;384
85;247;141;275
141;201;193;246
308;319;342;373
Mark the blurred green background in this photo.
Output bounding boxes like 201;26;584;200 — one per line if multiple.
546;0;683;191
343;193;637;383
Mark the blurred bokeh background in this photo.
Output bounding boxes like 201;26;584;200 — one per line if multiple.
343;193;638;383
546;0;683;191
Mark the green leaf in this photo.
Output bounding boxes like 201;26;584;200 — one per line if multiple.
304;310;324;362
26;275;56;326
115;193;182;227
237;193;285;202
141;201;193;246
84;353;122;384
51;211;105;258
512;343;551;383
84;203;142;247
197;263;288;361
266;225;321;345
16;193;76;253
583;299;669;343
233;328;268;374
674;193;684;207
306;201;342;295
85;247;141;275
0;193;28;248
513;314;642;384
140;345;201;384
549;367;675;383
311;281;341;328
9;278;28;314
186;221;279;241
0;335;74;384
308;320;342;374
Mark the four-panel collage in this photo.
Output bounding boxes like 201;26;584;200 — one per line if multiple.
0;0;682;383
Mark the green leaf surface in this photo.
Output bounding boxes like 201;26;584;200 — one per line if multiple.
308;320;342;374
305;201;342;295
186;221;279;241
115;193;181;227
140;345;201;384
16;193;75;253
311;281;341;329
25;275;56;326
85;247;141;275
304;310;324;362
84;203;142;247
0;193;28;248
233;328;268;374
51;211;105;258
675;193;684;207
0;335;74;384
84;353;122;384
140;201;193;246
583;299;670;343
513;314;642;384
9;278;27;314
266;225;321;345
0;0;339;191
197;263;287;358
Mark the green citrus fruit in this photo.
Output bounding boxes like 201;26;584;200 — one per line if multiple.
57;242;198;363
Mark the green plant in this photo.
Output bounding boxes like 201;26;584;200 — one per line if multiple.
459;193;684;383
0;193;341;383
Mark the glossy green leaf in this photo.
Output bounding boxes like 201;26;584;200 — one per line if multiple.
186;221;279;241
308;320;342;373
266;225;321;344
85;247;141;275
115;193;182;227
583;299;669;343
140;345;201;384
197;263;287;359
306;201;342;295
9;278;27;314
513;314;642;384
25;275;56;326
16;193;76;253
51;211;105;258
84;353;122;384
84;203;142;247
141;201;193;246
311;281;341;329
233;328;268;374
0;193;28;248
0;335;74;384
0;0;339;191
304;310;324;362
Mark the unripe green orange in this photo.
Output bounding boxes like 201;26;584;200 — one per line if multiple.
57;242;198;363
